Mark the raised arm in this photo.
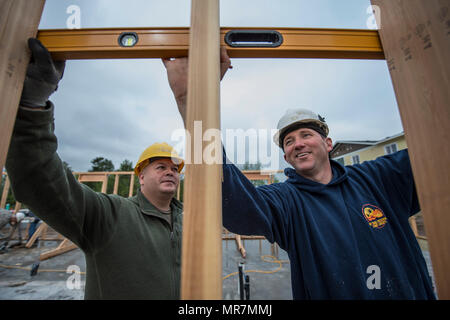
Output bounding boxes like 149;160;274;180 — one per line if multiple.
162;49;289;248
5;39;118;251
162;46;232;126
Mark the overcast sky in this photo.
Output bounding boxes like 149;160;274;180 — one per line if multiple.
38;0;403;172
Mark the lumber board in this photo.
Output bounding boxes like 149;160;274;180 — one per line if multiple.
235;235;247;258
36;27;384;60
0;0;46;175
181;0;222;300
39;238;77;261
77;173;108;193
25;223;47;248
371;0;450;299
0;175;10;209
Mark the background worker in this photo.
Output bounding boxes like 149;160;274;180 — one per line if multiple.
0;209;26;251
163;48;435;299
5;38;184;299
25;209;41;247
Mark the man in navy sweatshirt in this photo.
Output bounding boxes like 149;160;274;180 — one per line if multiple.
163;49;435;300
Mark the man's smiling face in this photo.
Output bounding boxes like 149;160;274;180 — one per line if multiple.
283;127;333;180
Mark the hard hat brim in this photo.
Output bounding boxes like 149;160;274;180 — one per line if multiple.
273;119;329;148
134;156;185;176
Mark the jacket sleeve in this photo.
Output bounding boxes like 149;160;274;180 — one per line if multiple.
222;150;290;249
5;103;119;252
358;149;420;220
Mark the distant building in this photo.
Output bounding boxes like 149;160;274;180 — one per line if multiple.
330;132;406;166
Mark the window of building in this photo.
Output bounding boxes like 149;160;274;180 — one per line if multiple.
385;143;398;155
352;155;360;165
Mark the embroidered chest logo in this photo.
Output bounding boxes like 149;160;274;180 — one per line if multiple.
362;204;387;229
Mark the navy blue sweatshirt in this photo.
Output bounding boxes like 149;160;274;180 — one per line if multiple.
222;149;435;299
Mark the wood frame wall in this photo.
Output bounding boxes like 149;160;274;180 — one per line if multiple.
1;0;449;299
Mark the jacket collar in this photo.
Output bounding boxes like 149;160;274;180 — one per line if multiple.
284;159;348;191
131;189;183;219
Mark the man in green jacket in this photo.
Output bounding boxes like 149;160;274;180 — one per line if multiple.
5;38;184;299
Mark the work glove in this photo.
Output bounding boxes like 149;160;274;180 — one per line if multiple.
20;38;66;108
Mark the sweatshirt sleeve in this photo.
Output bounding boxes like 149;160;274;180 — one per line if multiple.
222;149;290;249
5;103;119;252
358;149;420;220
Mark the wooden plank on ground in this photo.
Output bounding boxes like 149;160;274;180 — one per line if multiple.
25;223;47;248
39;238;77;261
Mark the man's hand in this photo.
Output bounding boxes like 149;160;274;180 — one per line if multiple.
162;47;232;125
20;38;66;108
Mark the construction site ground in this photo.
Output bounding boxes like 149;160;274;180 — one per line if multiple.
0;235;292;300
0;235;434;300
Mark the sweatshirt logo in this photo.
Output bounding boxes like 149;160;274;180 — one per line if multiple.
362;204;387;229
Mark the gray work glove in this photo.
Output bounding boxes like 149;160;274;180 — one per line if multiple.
20;38;66;108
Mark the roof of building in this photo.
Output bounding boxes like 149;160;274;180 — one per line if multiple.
330;132;404;158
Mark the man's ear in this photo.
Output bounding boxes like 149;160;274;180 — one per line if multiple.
138;168;146;185
325;137;333;152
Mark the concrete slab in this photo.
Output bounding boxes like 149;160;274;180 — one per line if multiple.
0;238;291;300
0;237;435;300
0;240;86;300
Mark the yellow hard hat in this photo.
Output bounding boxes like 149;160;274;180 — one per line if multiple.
134;142;184;176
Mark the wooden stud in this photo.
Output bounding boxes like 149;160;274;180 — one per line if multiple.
128;174;134;197
0;0;46;172
77;173;108;193
235;235;246;258
1;175;10;209
113;174;119;195
181;0;222;300
372;0;450;299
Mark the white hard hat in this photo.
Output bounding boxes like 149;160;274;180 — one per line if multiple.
273;108;329;148
15;212;25;222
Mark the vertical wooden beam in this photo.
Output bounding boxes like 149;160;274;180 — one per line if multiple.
128;174;135;197
0;0;46;171
113;174;119;195
100;175;108;193
181;0;222;299
1;175;10;209
371;0;450;299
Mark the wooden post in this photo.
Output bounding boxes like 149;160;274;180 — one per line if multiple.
128;174;134;197
0;0;46;171
1;175;10;209
181;0;222;299
371;0;450;298
113;174;120;195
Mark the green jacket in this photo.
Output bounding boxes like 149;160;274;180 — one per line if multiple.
5;103;182;299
